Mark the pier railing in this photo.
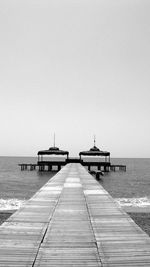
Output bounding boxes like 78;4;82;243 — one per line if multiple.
19;161;126;172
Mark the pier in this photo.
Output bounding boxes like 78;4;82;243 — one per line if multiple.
0;163;150;266
19;162;126;172
110;164;126;171
18;163;38;171
19;142;126;172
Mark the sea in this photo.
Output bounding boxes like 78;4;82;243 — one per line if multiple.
0;157;150;211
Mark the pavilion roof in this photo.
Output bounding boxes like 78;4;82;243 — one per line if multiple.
38;146;69;156
79;145;110;157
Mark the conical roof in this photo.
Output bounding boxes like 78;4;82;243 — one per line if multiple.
38;146;69;155
79;145;110;156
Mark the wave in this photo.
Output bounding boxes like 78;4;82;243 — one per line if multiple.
0;199;26;211
1;197;150;211
115;197;150;207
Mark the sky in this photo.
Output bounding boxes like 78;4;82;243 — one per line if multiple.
0;0;150;157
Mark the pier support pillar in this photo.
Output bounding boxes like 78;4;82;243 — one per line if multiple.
58;165;61;171
48;165;52;171
30;165;33;171
98;165;101;171
106;166;109;172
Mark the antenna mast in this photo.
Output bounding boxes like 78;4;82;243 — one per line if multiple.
54;133;55;147
94;134;96;147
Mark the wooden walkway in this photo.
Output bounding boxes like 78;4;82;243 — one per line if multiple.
0;163;150;266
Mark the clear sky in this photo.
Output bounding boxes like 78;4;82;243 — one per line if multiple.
0;0;150;157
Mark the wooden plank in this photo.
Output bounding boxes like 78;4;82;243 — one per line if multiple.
78;164;150;266
0;163;150;266
33;164;102;266
0;167;67;266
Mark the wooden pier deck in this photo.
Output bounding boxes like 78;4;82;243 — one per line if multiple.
0;163;150;266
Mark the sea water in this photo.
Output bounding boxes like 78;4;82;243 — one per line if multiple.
0;156;53;210
0;157;150;210
102;158;150;208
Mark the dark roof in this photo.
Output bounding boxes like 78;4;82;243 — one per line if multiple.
38;146;69;155
79;145;110;156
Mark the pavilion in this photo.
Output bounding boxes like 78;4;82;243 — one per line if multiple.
79;142;110;172
37;135;111;172
37;146;69;171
